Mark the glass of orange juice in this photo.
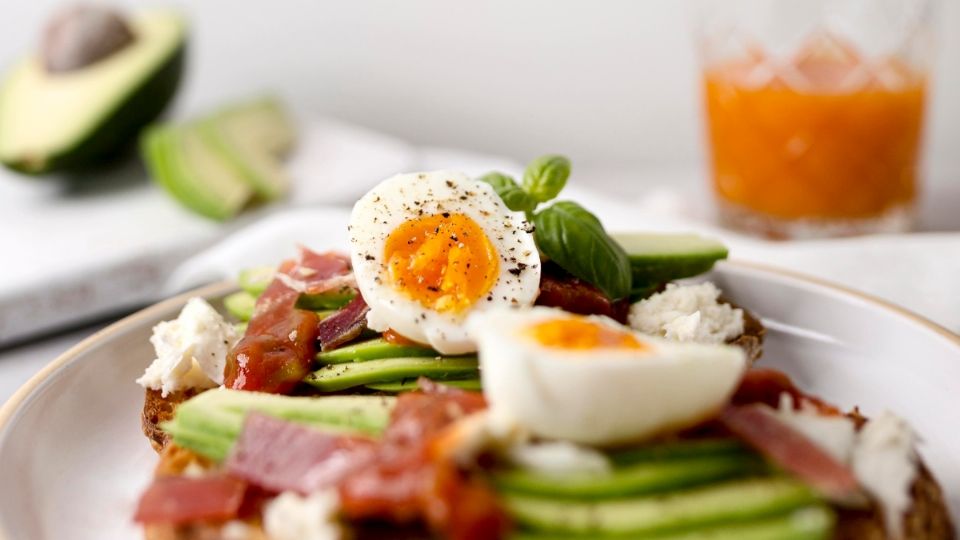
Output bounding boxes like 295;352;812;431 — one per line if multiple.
697;0;936;238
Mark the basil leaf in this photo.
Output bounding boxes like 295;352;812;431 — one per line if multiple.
533;201;632;299
479;172;537;214
522;155;570;203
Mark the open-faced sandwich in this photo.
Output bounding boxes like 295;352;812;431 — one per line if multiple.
133;156;954;540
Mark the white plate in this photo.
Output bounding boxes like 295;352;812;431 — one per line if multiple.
0;262;958;539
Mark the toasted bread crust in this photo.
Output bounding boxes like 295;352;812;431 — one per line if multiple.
834;463;955;540
144;522;267;540
142;388;200;452
729;305;765;364
140;341;957;540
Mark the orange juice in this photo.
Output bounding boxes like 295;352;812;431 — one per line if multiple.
703;44;927;235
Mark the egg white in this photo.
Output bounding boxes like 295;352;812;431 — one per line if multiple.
349;170;541;354
468;307;747;446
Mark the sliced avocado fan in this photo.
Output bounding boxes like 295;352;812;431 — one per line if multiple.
140;96;295;221
0;9;187;174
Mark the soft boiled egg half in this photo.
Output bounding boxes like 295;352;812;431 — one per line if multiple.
469;307;747;446
349;171;541;355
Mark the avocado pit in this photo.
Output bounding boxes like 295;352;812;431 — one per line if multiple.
41;4;136;73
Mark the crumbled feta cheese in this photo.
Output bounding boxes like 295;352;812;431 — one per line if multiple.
438;411;610;476
628;282;744;344
221;520;253;540
181;461;208;479
264;490;341;540
852;411;918;537
136;298;240;397
774;394;857;463
507;441;611;476
441;410;529;466
773;396;918;538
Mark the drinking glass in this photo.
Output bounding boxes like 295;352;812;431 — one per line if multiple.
696;0;936;238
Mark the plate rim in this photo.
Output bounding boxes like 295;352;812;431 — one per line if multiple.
0;260;957;538
3;261;958;434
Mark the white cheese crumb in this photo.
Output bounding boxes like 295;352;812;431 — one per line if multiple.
852;411;918;537
221;520;253;540
264;490;341;540
773;396;918;538
442;410;529;466
440;411;610;476
628;282;744;344
181;461;207;479
774;394;857;463
507;441;611;476
136;298;240;397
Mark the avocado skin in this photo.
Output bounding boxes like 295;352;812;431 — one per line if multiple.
2;42;186;175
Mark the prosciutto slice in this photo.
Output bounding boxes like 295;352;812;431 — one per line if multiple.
223;381;509;540
720;404;861;501
226;412;376;495
276;246;355;294
316;295;370;351
133;475;246;524
224;249;351;393
338;380;507;540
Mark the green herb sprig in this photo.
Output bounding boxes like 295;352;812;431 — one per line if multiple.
479;155;631;300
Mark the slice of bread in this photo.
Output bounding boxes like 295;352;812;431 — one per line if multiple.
728;303;765;364
142;388;203;451
140;388;954;540
834;463;955;539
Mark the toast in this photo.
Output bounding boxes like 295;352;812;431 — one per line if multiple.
140;390;955;540
728;302;766;364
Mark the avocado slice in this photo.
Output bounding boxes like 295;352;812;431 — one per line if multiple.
223;291;257;322
511;505;835;540
494;453;766;499
504;477;822;535
294;289;357;311
198;97;295;200
365;378;483;393
611;233;729;290
305;356;480;392
163;388;397;461
142;123;253;221
237;266;276;296
316;337;439;364
0;10;186;174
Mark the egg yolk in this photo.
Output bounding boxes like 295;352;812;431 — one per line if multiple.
526;318;648;350
384;213;499;313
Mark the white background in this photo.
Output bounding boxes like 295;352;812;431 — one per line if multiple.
2;0;957;172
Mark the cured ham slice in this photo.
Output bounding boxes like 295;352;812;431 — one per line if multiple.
226;412;376;495
338;380;508;540
316;295;370;352
720;404;860;501
223;381;508;539
133;475;246;524
275;246;354;294
224;249;351;393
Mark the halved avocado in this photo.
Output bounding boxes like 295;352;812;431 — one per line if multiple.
142;124;253;221
0;9;186;174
